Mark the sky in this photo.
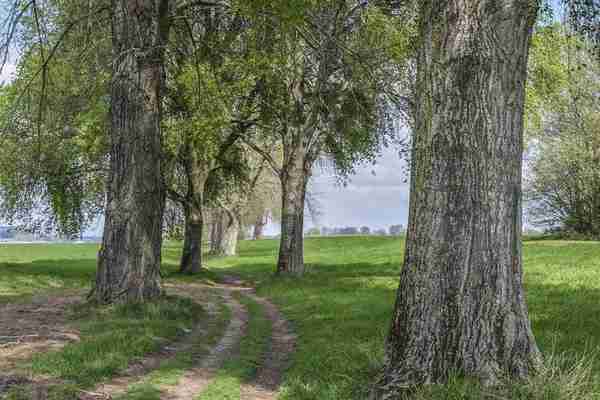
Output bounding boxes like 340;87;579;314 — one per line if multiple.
305;148;410;232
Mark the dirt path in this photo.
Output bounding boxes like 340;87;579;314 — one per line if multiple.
78;283;232;400
218;275;297;400
0;293;82;397
1;278;296;400
160;287;248;399
240;292;296;400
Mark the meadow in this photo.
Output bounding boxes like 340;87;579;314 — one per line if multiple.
1;237;600;399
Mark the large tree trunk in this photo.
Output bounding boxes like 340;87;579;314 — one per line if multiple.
276;149;308;275
95;0;170;304
179;204;203;274
374;1;541;396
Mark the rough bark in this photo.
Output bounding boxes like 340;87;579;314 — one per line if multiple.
373;1;541;396
276;145;309;275
177;150;209;274
94;0;171;303
179;204;203;274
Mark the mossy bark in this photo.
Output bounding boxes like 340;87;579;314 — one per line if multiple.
374;1;541;396
95;0;171;304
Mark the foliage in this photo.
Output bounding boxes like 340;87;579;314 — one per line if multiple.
0;0;110;237
525;24;600;236
241;0;415;179
388;224;404;236
563;0;600;58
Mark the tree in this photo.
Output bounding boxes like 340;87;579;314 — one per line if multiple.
360;226;370;235
243;1;411;275
373;1;542;395
163;4;265;273
94;0;172;303
564;0;600;59
340;226;359;235
0;1;109;239
207;156;270;256
0;0;199;302
525;25;600;236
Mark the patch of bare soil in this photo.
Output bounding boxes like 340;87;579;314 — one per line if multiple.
0;294;82;370
0;375;31;397
0;293;82;397
1;278;297;400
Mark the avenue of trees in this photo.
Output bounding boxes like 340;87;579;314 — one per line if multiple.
0;0;598;396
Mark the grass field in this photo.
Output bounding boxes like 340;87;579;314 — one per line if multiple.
1;237;600;399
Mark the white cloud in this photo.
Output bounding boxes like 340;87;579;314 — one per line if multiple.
261;146;410;235
309;147;410;230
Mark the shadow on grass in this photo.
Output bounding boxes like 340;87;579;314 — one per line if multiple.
3;239;600;399
199;257;600;399
527;282;600;362
0;259;96;300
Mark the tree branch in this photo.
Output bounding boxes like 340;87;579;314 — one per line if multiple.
242;138;281;176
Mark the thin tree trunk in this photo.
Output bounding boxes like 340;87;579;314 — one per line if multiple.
179;204;203;274
277;150;308;275
179;205;192;273
210;210;225;254
253;210;267;240
178;150;208;274
374;1;541;396
95;0;170;304
220;209;240;256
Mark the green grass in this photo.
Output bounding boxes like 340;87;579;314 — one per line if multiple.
31;296;204;385
2;237;600;399
4;294;205;399
0;243;97;301
115;300;232;400
176;237;600;399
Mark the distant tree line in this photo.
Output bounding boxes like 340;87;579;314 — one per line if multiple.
308;224;405;236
